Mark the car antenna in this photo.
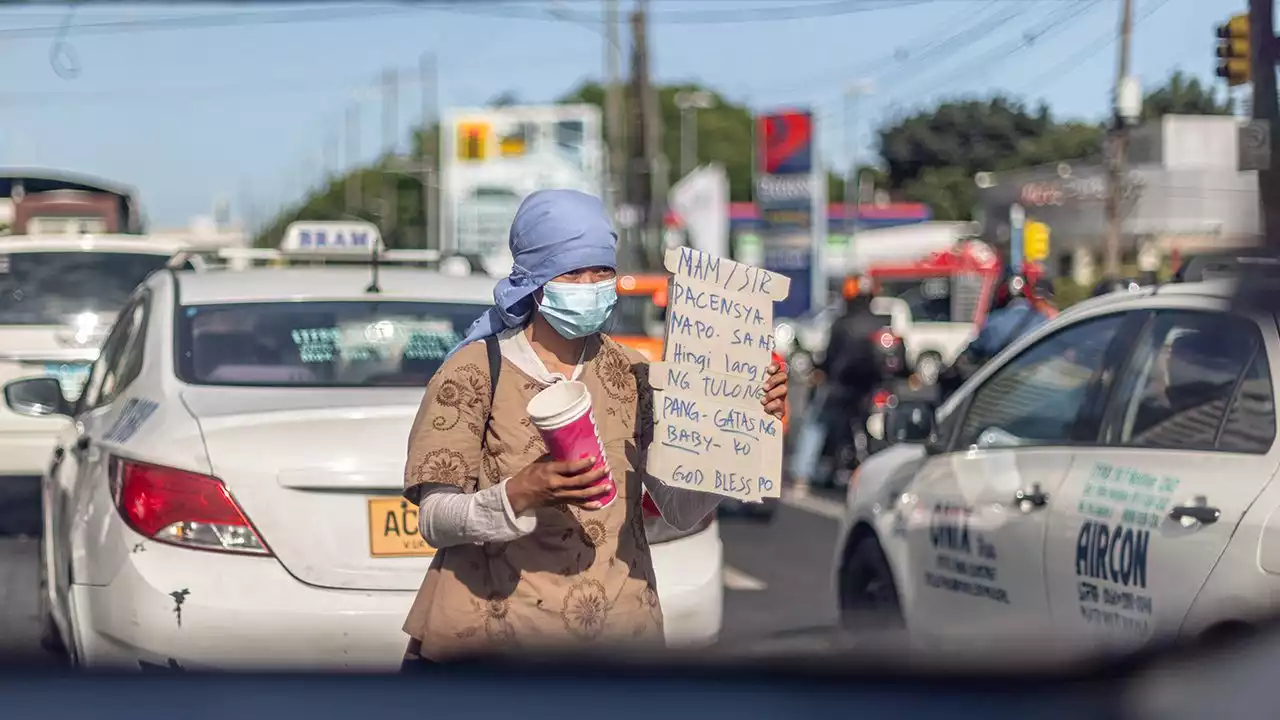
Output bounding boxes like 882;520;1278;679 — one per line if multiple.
365;237;382;294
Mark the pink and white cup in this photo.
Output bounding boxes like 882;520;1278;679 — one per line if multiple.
526;381;617;510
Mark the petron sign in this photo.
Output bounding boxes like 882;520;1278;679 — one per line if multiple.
753;109;820;318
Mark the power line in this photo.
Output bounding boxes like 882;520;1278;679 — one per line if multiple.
0;6;424;40
1014;0;1175;94
802;1;1099;137
0;1;945;39
749;0;1012;100
884;0;1104;101
0;48;589;107
444;0;938;25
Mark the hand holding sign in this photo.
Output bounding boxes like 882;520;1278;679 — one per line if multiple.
646;247;791;503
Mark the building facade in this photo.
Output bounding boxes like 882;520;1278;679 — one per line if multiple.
975;115;1258;284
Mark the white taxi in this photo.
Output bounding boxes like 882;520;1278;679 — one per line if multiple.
4;257;722;670
836;276;1280;653
0;235;197;476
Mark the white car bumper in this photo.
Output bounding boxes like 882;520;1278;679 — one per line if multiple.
649;520;724;647
72;535;417;672
73;521;725;670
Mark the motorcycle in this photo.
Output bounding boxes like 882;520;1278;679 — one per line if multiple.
807;326;911;490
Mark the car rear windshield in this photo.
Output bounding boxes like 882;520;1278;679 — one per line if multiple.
175;301;486;388
0;251;170;325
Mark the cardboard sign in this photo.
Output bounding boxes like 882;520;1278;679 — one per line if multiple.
646;247;790;502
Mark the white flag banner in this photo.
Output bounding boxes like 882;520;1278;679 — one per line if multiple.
668;163;729;259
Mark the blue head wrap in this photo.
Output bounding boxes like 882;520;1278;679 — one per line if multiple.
448;189;618;358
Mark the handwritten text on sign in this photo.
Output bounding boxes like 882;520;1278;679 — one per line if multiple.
647;247;790;502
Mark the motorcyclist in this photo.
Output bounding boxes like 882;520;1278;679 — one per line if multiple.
938;270;1058;399
790;276;885;487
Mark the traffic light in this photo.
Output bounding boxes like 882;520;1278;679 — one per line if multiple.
1216;14;1251;87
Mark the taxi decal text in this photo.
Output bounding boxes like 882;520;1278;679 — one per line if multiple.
923;503;1010;605
1071;461;1176;637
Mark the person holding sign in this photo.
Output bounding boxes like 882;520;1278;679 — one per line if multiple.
399;189;788;666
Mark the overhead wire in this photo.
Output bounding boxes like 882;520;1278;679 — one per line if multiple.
748;0;1012;100
1014;0;1176;95
879;0;1104;104
0;0;940;40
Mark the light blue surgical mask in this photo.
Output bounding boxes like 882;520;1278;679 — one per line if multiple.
537;278;618;339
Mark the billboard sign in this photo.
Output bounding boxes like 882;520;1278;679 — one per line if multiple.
441;104;604;255
757;111;813;175
753;109;822;318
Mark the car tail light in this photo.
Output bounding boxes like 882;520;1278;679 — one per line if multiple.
641;491;662;518
873;389;893;410
108;457;271;556
875;329;898;350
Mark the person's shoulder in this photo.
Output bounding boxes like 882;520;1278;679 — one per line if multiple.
428;340;491;385
599;334;651;368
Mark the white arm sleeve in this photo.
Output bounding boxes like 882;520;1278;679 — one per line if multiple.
417;478;538;548
641;473;722;531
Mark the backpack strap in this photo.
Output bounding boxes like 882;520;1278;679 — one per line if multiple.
483;334;501;421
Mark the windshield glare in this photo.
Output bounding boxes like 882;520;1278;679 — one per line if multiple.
176;301;485;387
0;251;170;326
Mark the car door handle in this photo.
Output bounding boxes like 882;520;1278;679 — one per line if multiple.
1014;483;1050;509
1169;504;1220;525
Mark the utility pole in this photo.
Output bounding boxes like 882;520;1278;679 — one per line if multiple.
324;127;339;182
630;0;664;268
382;67;399;244
842;81;872;276
1251;0;1280;252
675;90;713;176
345;101;362;215
605;0;624;218
627;3;652;267
1103;0;1133;279
419;51;439;251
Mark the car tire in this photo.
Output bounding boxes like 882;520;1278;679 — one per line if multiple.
838;531;904;634
915;352;943;386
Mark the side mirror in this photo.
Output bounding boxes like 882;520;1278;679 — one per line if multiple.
884;400;937;445
4;377;74;418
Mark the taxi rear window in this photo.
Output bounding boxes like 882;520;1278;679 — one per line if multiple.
174;301;485;387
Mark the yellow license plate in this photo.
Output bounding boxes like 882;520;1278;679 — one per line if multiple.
367;497;436;558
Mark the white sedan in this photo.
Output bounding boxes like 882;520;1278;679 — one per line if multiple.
836;277;1280;654
0;236;197;476
4;263;722;670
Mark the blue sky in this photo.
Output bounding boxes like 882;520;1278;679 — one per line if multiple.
0;0;1234;228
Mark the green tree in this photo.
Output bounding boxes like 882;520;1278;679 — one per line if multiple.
558;81;761;202
1142;69;1234;119
876;96;1104;220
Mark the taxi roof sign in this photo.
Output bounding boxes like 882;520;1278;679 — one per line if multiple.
280;221;383;254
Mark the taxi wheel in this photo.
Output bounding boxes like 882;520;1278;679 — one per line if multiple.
838;533;903;633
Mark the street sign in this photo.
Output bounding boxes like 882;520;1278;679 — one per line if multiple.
1239;119;1271;171
1023;220;1050;262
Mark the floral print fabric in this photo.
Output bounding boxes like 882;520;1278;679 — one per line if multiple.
401;335;665;659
